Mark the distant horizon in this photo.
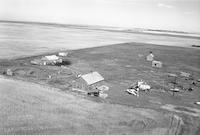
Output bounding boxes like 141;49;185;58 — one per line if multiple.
1;0;200;33
1;19;200;35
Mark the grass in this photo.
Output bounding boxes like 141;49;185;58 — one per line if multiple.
1;42;200;108
1;42;200;134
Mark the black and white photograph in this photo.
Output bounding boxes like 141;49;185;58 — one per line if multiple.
0;0;200;134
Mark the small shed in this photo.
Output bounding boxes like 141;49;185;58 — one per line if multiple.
152;60;162;68
146;54;154;61
6;69;13;76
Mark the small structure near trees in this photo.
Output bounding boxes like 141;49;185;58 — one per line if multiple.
30;55;63;66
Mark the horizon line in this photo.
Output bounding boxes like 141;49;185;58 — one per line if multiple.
1;19;200;40
1;19;198;34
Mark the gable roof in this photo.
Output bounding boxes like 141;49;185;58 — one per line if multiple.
43;55;59;61
81;72;104;85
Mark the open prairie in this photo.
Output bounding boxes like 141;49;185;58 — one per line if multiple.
0;22;200;59
0;22;200;135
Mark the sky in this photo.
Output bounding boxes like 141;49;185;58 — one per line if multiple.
0;0;200;33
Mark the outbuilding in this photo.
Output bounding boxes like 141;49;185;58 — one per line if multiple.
71;71;104;91
152;60;162;68
146;52;154;61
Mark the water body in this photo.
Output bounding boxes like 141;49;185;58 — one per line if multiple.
0;22;200;59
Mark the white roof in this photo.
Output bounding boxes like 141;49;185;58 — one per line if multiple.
152;60;162;64
81;72;104;85
180;72;190;77
58;52;68;56
45;55;59;61
146;54;154;61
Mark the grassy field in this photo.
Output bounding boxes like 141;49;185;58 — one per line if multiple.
1;21;200;59
0;42;200;134
0;77;191;135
